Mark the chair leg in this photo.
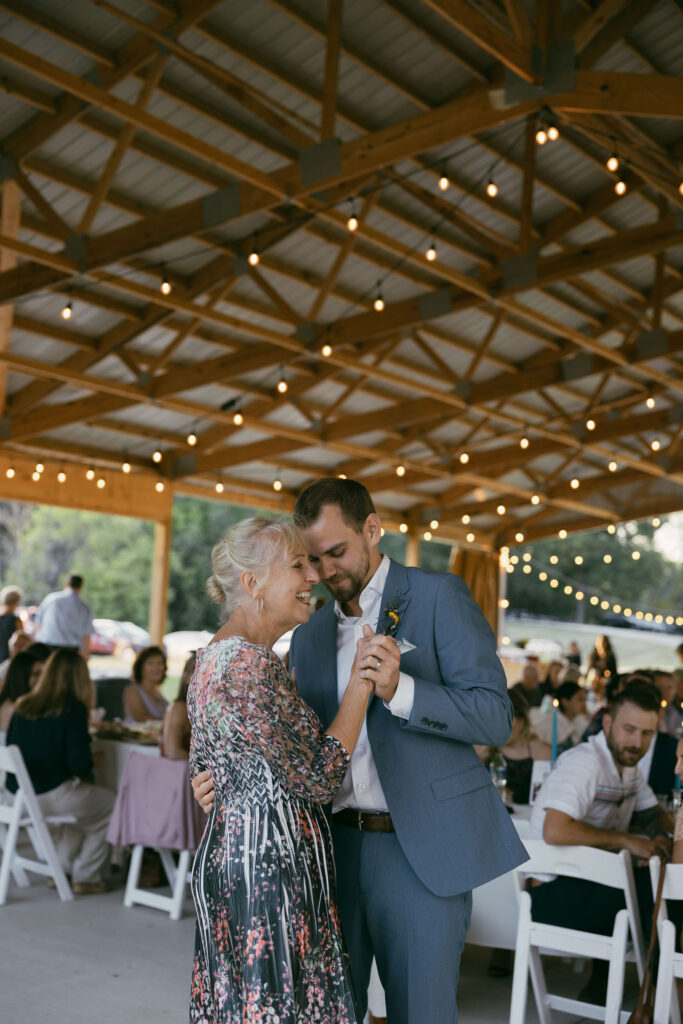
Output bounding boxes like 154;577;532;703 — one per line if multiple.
510;893;532;1024
0;798;22;905
653;920;676;1024
169;850;190;921
124;845;144;908
528;946;553;1024
605;910;628;1024
158;848;176;888
0;821;29;887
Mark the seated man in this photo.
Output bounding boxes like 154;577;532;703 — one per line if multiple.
528;682;672;999
512;662;544;708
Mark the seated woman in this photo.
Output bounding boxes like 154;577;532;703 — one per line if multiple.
123;645;169;722
531;679;589;752
6;648;115;894
476;688;551;805
161;652;195;759
0;648;46;740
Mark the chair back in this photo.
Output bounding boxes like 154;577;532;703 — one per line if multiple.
649;857;683;926
94;677;128;721
0;743;36;811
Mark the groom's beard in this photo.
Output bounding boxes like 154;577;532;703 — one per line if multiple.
322;552;371;606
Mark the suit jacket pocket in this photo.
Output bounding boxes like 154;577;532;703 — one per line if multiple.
430;762;491;801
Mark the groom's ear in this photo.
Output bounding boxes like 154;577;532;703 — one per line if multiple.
364;513;382;547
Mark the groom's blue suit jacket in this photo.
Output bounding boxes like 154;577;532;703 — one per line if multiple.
290;558;528;897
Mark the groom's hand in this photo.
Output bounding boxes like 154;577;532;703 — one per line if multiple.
192;769;215;814
356;624;401;702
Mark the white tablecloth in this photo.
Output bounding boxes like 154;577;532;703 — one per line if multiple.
92;737;160;792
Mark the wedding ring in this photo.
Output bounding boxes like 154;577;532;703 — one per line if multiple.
375;659;381;671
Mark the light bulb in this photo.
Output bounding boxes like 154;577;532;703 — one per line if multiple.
646;396;655;409
652;517;661;528
425;243;437;262
570;477;580;489
248;250;260;266
459;452;469;464
273;479;282;492
96;477;105;489
276;378;288;394
122;461;131;474
399;523;408;534
485;180;498;198
651;439;661;451
57;471;67;483
606;154;619;172
604;554;612;563
233;412;244;426
337;473;347;479
187;432;197;446
346;214;359;232
155;481;164;492
535;128;547;146
86;468;95;480
152;450;162;463
61;300;72;320
215;481;224;494
607;524;616;534
547;124;559;141
531;494;540;505
160;277;171;296
520;437;529;449
423;531;432;541
614;179;627;196
559;529;567;539
321;344;333;357
5;467;14;479
586;418;596;430
679;182;683;196
35;462;44;474
496;504;506;515
549;555;558;564
466;532;475;543
574;555;583;565
31;471;40;482
632;550;641;560
438;175;449;191
461;514;470;525
396;465;406;477
539;572;547;581
514;532;524;543
608;460;618;472
374;294;385;312
430;519;439;530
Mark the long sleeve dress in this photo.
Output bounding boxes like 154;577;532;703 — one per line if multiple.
187;636;358;1024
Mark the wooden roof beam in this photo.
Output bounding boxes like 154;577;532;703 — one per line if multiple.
422;0;536;82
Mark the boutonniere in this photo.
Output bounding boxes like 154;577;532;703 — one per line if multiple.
378;594;403;636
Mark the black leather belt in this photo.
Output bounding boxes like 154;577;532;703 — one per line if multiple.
331;809;395;833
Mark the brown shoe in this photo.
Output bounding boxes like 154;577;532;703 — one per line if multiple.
47;873;70;889
72;881;108;895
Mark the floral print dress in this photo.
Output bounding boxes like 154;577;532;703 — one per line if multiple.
188;636;358;1024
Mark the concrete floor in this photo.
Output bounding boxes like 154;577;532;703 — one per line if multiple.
0;874;644;1024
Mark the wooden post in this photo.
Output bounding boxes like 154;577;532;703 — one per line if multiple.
149;518;172;645
0;180;20;418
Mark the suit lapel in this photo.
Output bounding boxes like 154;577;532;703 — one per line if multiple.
380;558;412;634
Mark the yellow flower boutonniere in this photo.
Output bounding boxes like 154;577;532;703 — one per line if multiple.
379;595;403;636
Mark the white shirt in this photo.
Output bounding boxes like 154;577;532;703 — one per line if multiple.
332;555;414;812
529;729;658;841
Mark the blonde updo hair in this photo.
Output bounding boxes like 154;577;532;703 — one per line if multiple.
206;516;307;620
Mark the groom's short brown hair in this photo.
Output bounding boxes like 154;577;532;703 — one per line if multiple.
294;478;375;532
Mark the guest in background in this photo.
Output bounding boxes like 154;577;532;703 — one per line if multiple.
161;652;195;760
0;628;33;685
478;688;551;806
676;643;683;669
566;641;582;668
539;660;563;698
0;586;23;662
587;634;617;696
531;680;589;752
653;669;680;736
7;648;114;894
34;574;93;657
512;662;544;708
0;648;46;738
582;672;627;740
124;645;169;723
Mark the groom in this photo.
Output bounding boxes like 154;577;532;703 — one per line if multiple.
196;478;527;1022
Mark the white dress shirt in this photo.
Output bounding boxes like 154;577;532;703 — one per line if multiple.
332;555;415;812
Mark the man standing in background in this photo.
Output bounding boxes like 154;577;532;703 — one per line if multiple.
35;574;93;658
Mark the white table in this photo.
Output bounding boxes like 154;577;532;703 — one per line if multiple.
92;737;160;793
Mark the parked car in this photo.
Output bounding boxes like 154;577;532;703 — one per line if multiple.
89;624;117;656
162;630;213;661
93;619;153;662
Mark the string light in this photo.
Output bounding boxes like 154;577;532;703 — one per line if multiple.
155;481;164;493
520;437;529;449
603;554;612;563
523;564;532;574
399;523;408;534
485;179;498;198
57;471;66;483
31;471;40;482
570;477;580;489
61;300;72;320
248;249;260;267
651;439;660;451
590;595;599;606
496;504;506;515
535;127;547;146
632;550;641;560
122;461;131;474
679;182;683;197
531;494;540;505
550;579;559;588
396;465;406;477
96;477;105;489
459;452;469;464
608;461;618;472
346;203;359;232
273;478;283;492
547;123;559;142
499;598;509;609
461;514;470;524
563;585;572;595
35;462;44;474
438;172;449;191
215;481;224;494
373;285;385;312
614;179;627;196
430;519;439;530
321;344;333;358
559;529;567;539
276;376;288;394
160;267;171;296
187;432;197;446
514;532;524;543
646;396;656;409
574;555;583;565
539;572;547;581
337;473;347;479
86;468;95;480
152;450;162;463
607;524;616;534
423;531;432;541
606;154;619;173
233;412;244;426
586;419;596;431
466;532;475;543
652;517;661;528
425;241;437;262
549;555;558;565
5;467;14;479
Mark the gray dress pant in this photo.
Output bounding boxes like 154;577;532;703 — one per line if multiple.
37;778;115;884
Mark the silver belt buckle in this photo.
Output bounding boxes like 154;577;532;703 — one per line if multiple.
357;810;364;831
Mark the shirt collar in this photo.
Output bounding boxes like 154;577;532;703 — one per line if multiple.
334;554;390;623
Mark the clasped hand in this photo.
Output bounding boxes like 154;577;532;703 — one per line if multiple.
352;623;401;703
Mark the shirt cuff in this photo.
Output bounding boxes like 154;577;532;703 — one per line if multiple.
384;672;414;720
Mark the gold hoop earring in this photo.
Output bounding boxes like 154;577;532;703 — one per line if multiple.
256;596;263;614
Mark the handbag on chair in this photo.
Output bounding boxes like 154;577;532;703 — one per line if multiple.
627;855;666;1024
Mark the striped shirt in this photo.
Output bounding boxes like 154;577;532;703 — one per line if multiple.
528;729;658;841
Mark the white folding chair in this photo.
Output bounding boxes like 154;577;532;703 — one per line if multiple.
649;857;683;1024
509;840;646;1024
123;845;192;922
0;745;74;904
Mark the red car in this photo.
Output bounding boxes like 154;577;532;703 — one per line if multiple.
89;626;117;655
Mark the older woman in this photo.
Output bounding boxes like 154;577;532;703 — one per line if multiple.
188;517;374;1024
123;644;169;722
6;648;114;894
